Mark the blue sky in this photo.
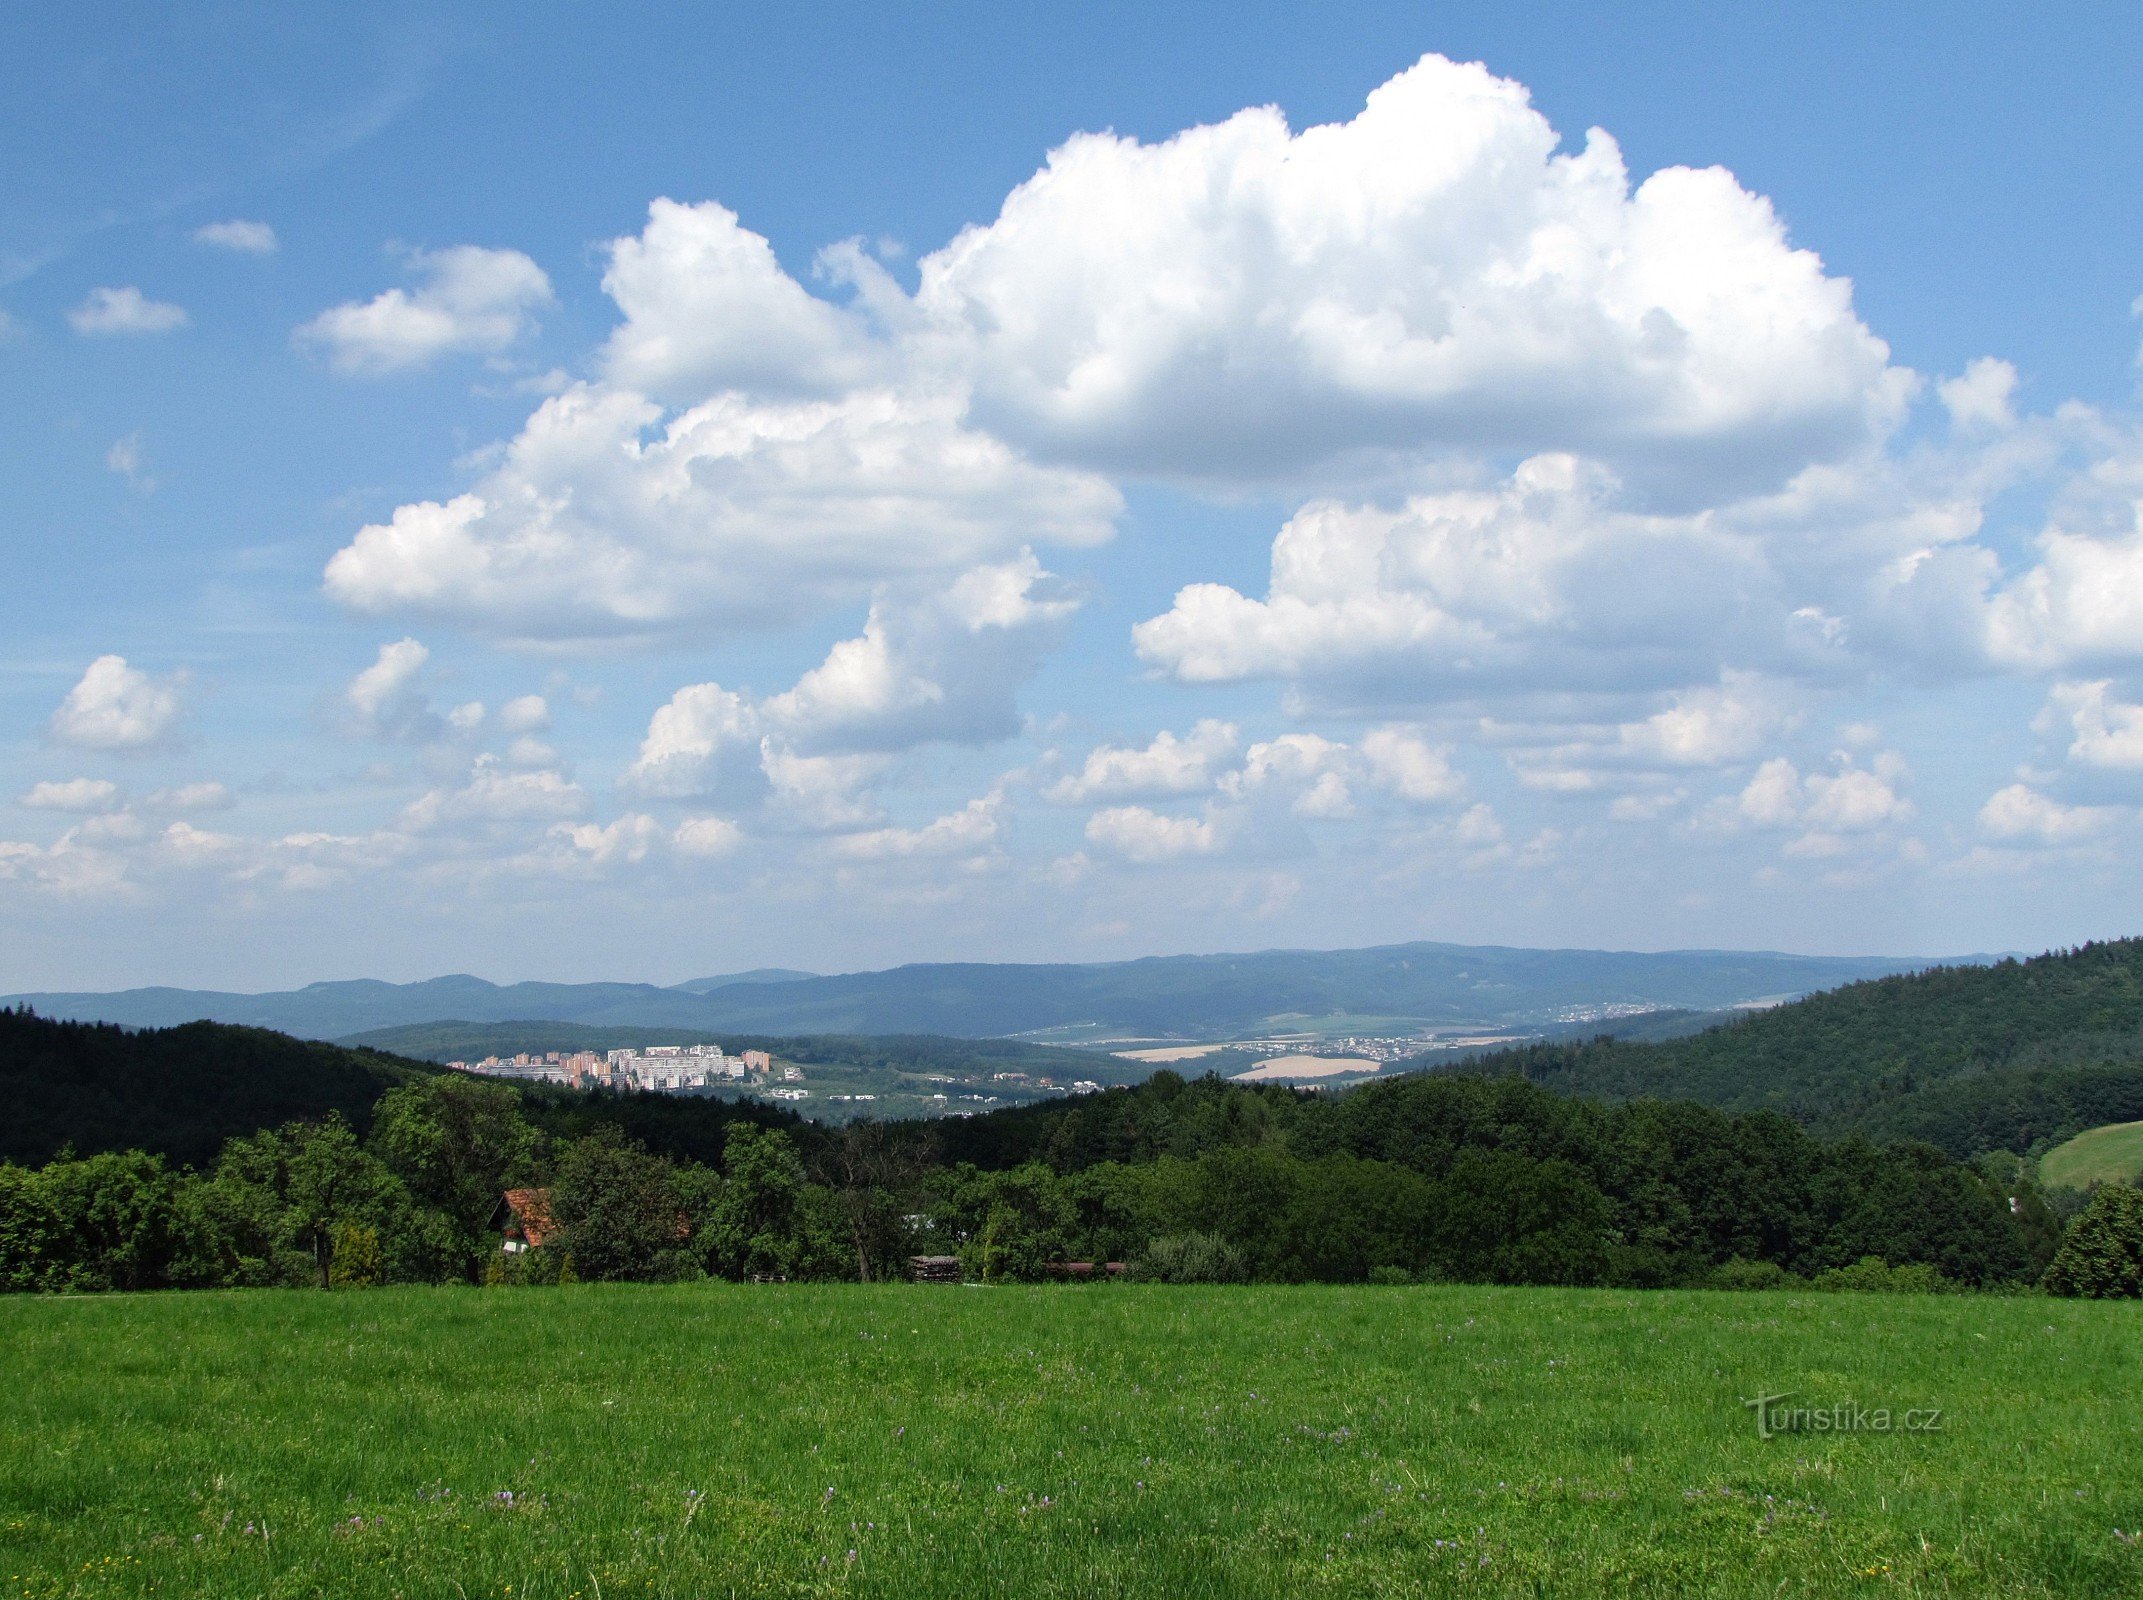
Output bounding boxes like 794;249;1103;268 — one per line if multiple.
4;1;2142;988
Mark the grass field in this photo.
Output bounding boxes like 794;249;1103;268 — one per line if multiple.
2041;1120;2143;1192
2;1284;2139;1598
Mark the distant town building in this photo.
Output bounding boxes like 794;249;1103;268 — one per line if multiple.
454;1042;748;1095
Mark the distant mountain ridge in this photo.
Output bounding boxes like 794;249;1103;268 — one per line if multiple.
5;941;1946;1042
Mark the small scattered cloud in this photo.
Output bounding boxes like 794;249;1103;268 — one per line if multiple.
1046;720;1238;804
1937;357;2017;433
673;815;743;857
1359;727;1465;803
49;656;185;750
105;432;154;493
19;778;123;813
497;694;551;734
146;781;233;812
344;638;433;738
295;245;553;373
835;795;1002;859
1084;804;1222;863
1978;783;2120;845
193;219;278;255
69;287;189;336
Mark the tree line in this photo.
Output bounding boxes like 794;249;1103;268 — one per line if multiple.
12;1063;2134;1296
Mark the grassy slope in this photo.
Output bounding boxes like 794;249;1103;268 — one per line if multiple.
0;1284;2136;1598
2041;1121;2143;1191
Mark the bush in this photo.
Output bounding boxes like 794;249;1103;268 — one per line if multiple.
326;1224;383;1288
1809;1255;1952;1294
1706;1256;1804;1291
2041;1183;2143;1298
1366;1264;1415;1286
1133;1232;1250;1284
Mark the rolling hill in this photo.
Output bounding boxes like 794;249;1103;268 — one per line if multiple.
1432;939;2143;1156
0;1008;439;1169
3;941;1938;1042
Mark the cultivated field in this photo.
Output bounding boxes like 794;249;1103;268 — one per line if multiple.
2041;1120;2143;1191
2;1284;2138;1598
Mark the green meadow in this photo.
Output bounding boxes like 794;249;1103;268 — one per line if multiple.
2042;1121;2143;1193
2;1284;2138;1599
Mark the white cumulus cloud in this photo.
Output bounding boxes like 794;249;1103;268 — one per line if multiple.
1084;804;1222;863
49;656;185;750
344;638;434;739
297;245;552;374
1045;719;1239;804
914;53;1903;494
323;389;1115;638
1978;783;2120;844
69;287;188;336
2038;680;2143;769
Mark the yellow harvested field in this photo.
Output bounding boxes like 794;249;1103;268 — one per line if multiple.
1114;1044;1236;1062
1232;1054;1380;1080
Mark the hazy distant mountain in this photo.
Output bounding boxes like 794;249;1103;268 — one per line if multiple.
3;941;1947;1043
667;969;819;995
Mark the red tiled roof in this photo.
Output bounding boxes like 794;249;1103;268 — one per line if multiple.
502;1187;557;1249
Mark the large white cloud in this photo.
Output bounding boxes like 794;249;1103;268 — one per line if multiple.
297;246;553;374
49;656;185;750
322;53;1907;651
1131;454;1796;701
324;385;1117;637
913;54;1904;493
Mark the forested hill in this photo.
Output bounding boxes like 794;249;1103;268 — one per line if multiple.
1433;940;2143;1155
0;1009;439;1169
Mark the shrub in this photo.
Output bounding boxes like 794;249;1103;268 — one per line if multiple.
2041;1184;2143;1298
1133;1232;1250;1284
1706;1256;1803;1291
1810;1255;1952;1294
326;1224;383;1289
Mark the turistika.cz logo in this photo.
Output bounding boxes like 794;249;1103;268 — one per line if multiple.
1742;1392;1944;1440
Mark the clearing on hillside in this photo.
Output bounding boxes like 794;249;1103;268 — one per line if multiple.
2042;1119;2143;1191
0;1282;2137;1597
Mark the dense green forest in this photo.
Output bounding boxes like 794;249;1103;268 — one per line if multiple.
1420;940;2143;1155
0;1008;438;1169
0;1009;2077;1297
12;941;2143;1300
